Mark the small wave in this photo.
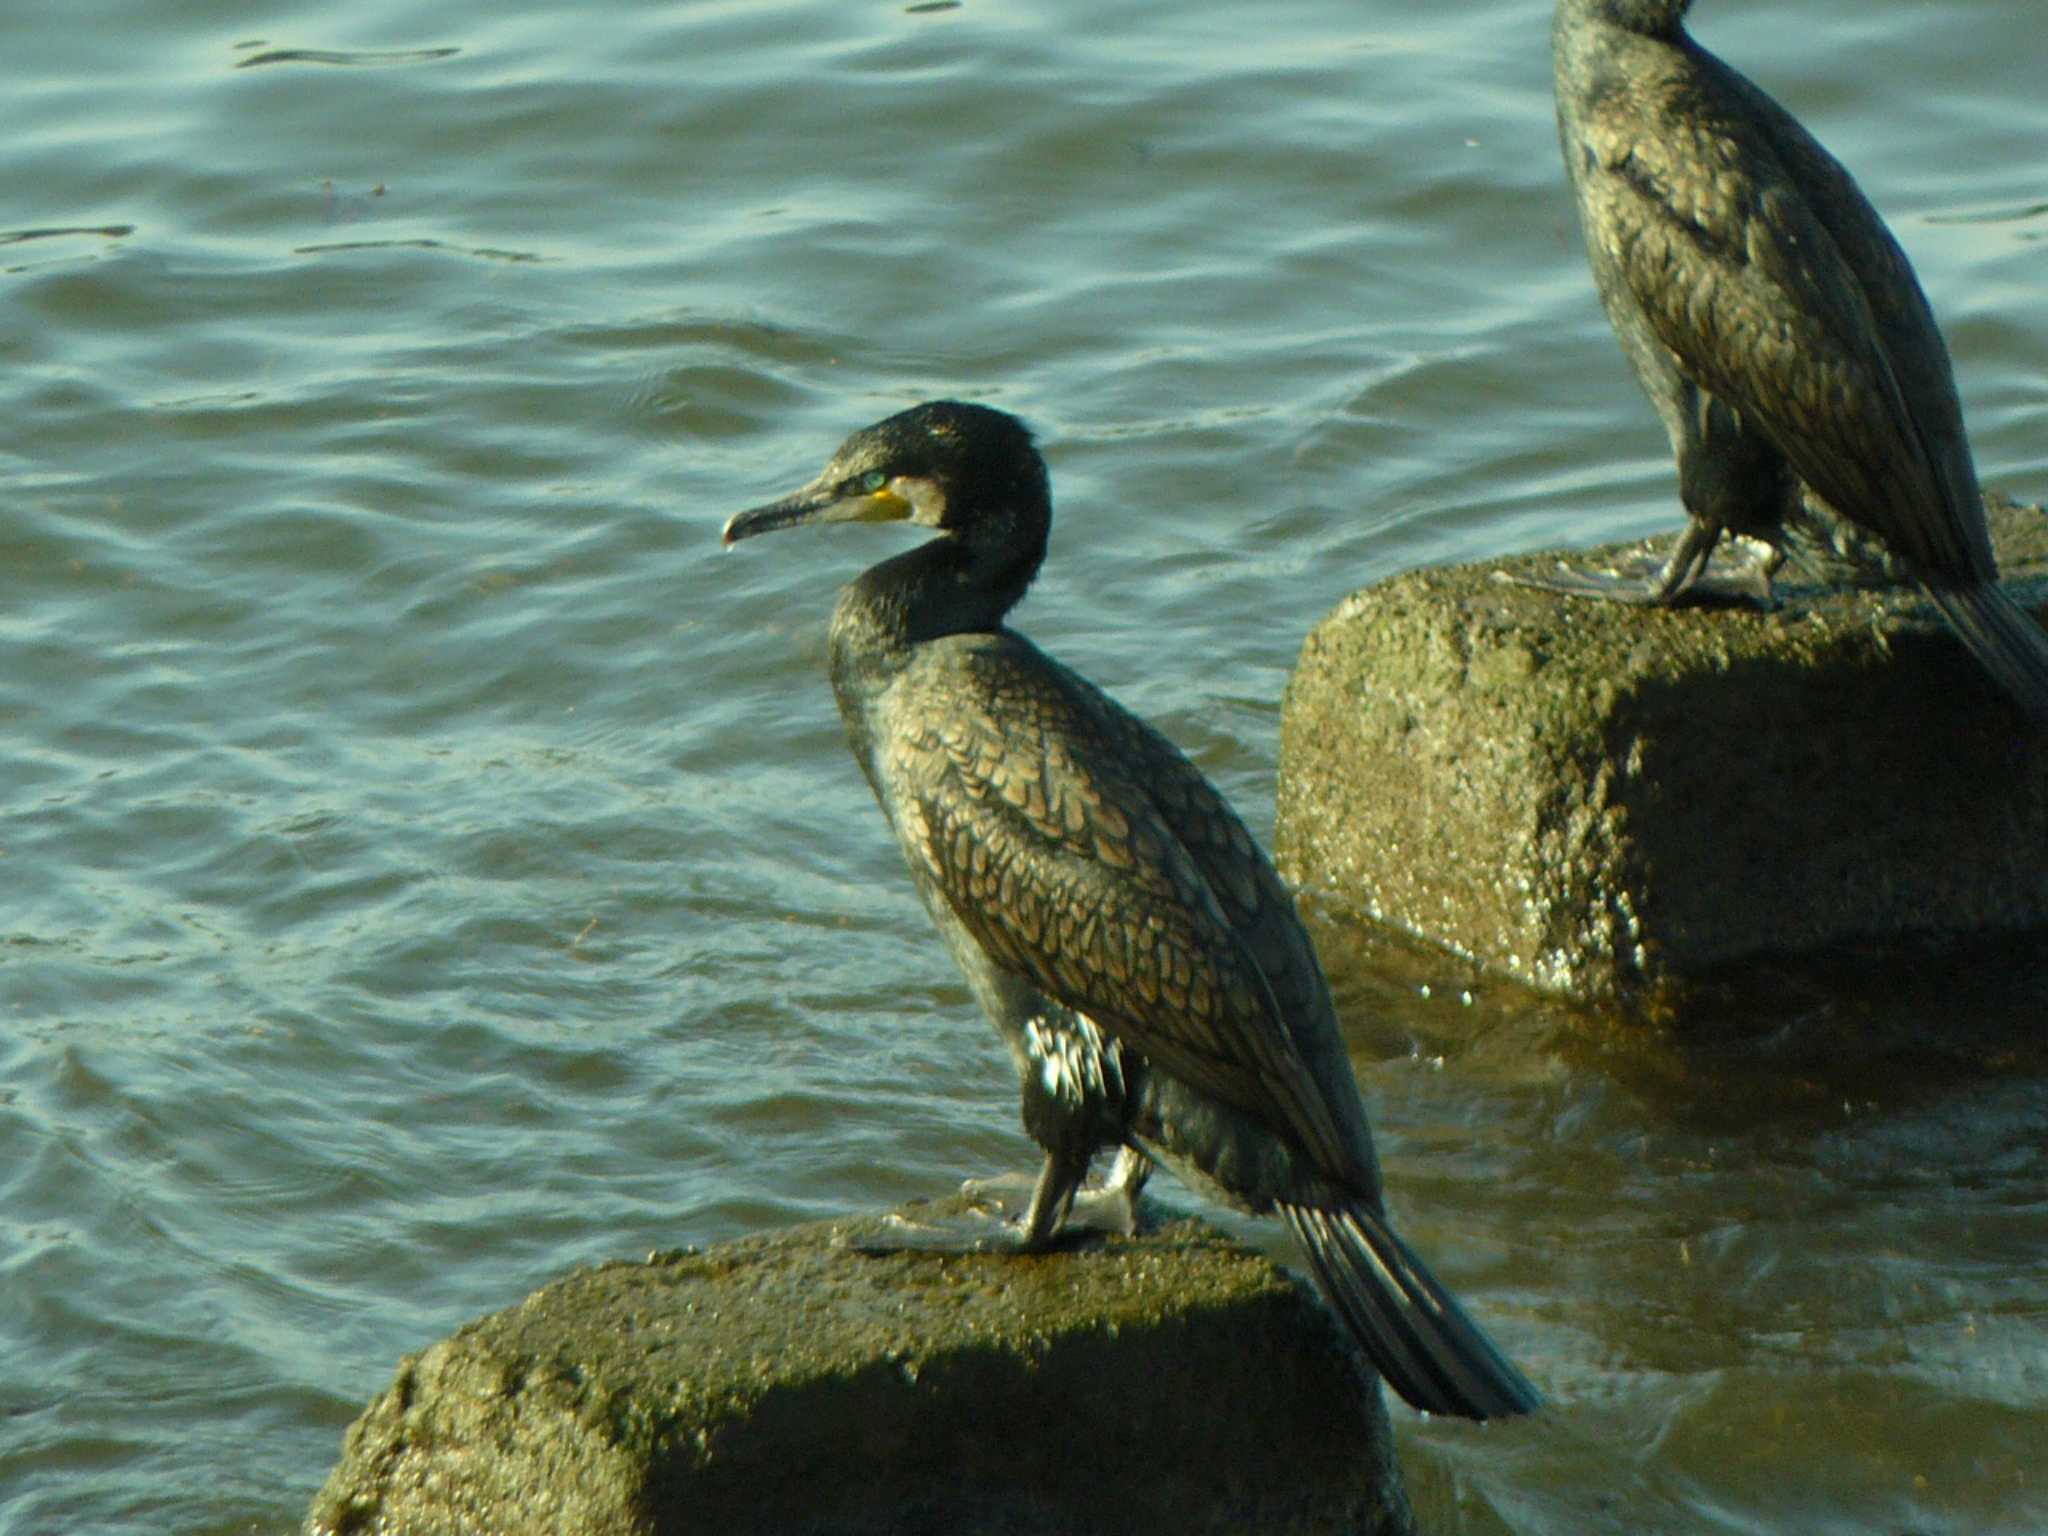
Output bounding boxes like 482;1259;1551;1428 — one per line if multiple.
0;225;134;247
232;45;459;70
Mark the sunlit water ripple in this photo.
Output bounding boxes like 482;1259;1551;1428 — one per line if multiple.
2;0;2044;1531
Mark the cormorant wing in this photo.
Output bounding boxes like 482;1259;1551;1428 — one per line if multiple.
1079;680;1347;1083
1737;78;1993;580
876;632;1369;1188
1587;63;1987;577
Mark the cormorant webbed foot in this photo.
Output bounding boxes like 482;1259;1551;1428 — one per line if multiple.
1496;527;1780;608
962;1146;1151;1238
840;1202;1097;1256
844;1147;1153;1257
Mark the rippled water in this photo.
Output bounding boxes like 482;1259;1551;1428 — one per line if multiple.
3;0;2044;1531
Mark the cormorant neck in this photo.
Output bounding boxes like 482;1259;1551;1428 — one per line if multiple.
1557;0;1690;37
830;502;1049;662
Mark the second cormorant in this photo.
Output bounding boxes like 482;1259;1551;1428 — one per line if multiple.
1550;0;2048;723
722;400;1539;1421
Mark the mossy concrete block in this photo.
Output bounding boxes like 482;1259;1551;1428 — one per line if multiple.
303;1201;1415;1536
1276;494;2048;1012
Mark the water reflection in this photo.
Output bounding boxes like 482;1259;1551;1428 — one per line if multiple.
1306;907;2047;1531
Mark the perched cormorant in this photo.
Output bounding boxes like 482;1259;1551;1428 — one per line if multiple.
1550;0;2048;722
722;401;1539;1421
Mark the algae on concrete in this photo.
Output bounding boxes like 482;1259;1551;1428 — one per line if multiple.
1277;494;2048;1013
304;1199;1417;1536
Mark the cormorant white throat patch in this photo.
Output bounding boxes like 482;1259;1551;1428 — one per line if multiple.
892;475;948;527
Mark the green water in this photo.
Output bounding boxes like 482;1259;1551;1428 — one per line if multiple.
2;0;2043;1530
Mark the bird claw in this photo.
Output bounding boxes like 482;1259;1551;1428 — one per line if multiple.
960;1169;1146;1238
957;1171;1041;1222
1496;532;1780;609
838;1158;1149;1257
840;1208;1026;1256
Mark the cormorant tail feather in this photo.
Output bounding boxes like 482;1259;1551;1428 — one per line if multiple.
1923;581;2048;728
1282;1203;1539;1422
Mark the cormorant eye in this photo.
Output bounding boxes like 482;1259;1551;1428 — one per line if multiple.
850;470;887;495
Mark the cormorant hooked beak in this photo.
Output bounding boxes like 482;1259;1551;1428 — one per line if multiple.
720;477;910;547
723;460;950;548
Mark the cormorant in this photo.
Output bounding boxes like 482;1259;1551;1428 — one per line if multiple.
1549;0;2048;722
722;400;1539;1421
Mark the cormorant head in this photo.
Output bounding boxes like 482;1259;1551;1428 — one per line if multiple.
721;400;1049;552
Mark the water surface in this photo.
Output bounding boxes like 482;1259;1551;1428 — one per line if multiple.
2;0;2044;1531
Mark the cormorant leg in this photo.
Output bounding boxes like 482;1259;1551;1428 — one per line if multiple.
1661;407;1788;604
1649;518;1721;598
957;1147;1151;1243
1497;518;1778;607
845;1149;1101;1256
1504;394;1787;607
1018;1149;1084;1248
1015;1144;1151;1242
1060;1145;1150;1237
1775;495;1905;588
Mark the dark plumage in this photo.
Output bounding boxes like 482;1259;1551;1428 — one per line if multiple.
722;400;1539;1421
1552;0;2048;722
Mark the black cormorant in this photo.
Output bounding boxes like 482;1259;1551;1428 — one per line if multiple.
722;400;1540;1421
1550;0;2048;722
